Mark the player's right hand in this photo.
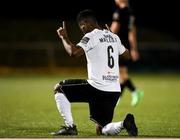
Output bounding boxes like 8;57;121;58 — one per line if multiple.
57;21;68;39
130;49;139;61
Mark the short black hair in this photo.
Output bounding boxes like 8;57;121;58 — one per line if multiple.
77;9;97;23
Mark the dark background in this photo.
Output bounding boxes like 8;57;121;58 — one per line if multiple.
1;0;179;39
0;0;180;71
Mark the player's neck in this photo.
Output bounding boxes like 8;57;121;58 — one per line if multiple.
89;24;101;32
95;24;101;30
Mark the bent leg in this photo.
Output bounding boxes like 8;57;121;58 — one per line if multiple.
54;93;73;127
53;79;89;127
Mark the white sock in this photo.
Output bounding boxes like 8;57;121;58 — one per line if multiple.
102;121;124;135
132;90;138;98
55;93;73;127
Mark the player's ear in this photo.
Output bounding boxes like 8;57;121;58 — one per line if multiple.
79;24;85;31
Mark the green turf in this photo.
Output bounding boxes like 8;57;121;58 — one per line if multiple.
0;73;180;138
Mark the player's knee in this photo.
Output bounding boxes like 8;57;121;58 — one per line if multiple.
53;82;63;94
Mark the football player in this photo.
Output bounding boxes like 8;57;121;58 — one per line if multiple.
51;9;138;136
111;0;144;106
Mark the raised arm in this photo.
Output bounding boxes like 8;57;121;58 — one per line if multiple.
56;21;84;57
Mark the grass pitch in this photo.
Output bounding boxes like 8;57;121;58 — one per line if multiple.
0;72;180;138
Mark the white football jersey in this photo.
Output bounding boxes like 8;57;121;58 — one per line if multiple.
77;29;126;92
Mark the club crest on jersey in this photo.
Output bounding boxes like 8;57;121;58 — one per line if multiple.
81;37;90;45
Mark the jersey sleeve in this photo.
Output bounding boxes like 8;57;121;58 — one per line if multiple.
76;34;95;52
129;15;135;29
129;8;136;29
112;10;120;22
117;37;126;55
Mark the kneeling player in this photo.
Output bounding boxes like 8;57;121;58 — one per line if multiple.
51;9;138;136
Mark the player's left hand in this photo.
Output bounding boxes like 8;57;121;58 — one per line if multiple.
105;24;111;32
130;49;139;61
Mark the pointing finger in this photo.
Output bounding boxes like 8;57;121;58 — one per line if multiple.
63;21;66;29
105;24;111;31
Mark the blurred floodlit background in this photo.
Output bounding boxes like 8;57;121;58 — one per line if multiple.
1;0;180;138
0;0;180;73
